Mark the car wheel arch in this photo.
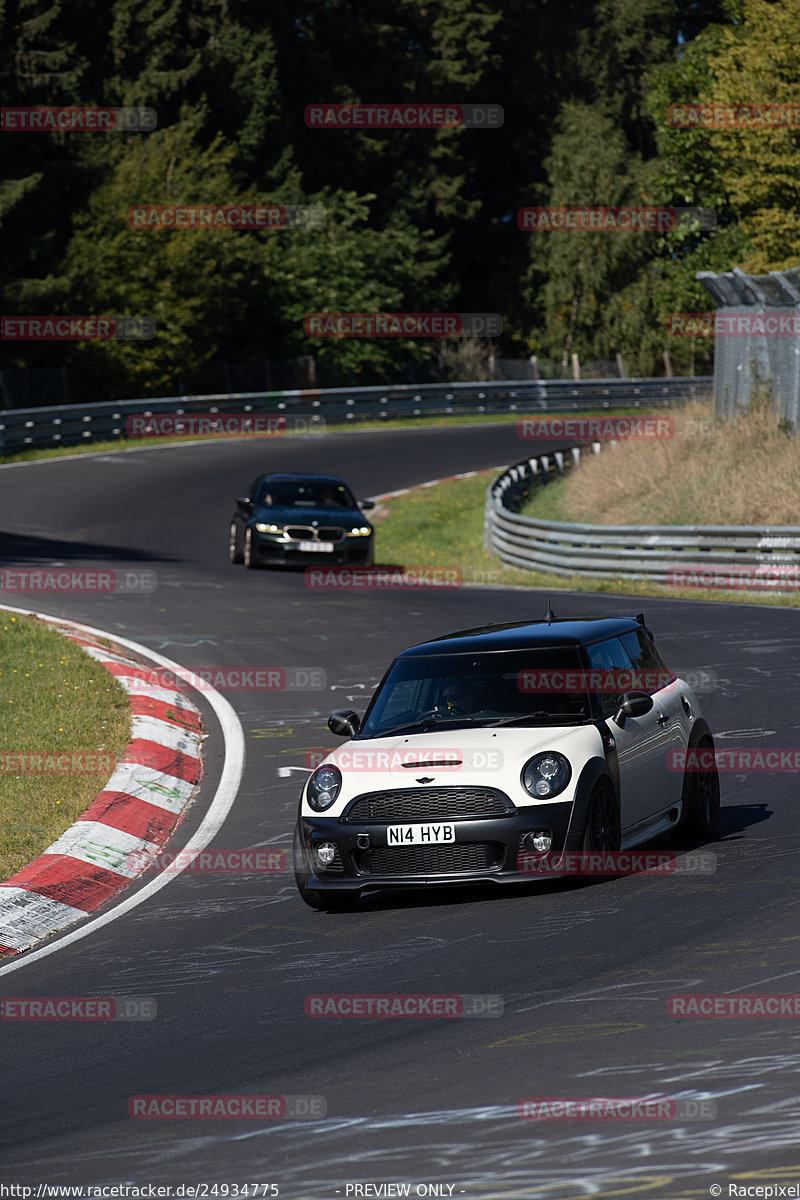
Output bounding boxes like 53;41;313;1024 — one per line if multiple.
564;757;618;853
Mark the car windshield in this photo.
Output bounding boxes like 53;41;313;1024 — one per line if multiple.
359;648;593;736
256;481;355;509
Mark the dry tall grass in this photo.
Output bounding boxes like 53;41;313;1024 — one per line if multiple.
558;400;800;526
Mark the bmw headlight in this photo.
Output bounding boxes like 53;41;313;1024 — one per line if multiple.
521;752;571;799
255;522;282;533
348;526;372;536
307;764;342;811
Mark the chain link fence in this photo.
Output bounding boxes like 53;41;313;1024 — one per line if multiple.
698;265;800;427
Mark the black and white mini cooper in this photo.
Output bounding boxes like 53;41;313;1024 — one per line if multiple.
293;614;720;909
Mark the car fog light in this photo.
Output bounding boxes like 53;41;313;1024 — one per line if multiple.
530;832;552;853
315;842;337;866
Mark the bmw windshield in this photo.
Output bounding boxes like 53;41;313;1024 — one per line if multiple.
359;648;593;737
255;480;357;509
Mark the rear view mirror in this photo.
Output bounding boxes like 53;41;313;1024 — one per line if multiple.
236;495;253;512
358;499;375;511
613;690;654;727
328;709;361;737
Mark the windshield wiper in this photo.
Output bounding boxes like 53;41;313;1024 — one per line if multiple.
486;712;587;727
368;716;475;738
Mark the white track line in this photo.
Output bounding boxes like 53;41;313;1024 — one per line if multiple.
0;605;246;976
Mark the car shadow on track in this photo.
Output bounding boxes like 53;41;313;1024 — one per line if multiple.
0;529;178;564
311;807;771;914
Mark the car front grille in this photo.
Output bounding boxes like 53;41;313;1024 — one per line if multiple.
284;525;346;544
318;527;346;543
357;842;503;875
344;787;513;823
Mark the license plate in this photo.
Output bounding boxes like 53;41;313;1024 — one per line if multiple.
296;541;334;552
387;823;455;845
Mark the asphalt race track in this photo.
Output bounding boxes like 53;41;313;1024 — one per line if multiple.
1;424;799;1199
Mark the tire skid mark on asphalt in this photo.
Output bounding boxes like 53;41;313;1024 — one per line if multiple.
12;1101;800;1198
83;1102;798;1196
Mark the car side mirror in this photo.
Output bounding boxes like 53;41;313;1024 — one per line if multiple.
328;709;361;737
613;690;654;727
358;499;375;511
236;495;253;513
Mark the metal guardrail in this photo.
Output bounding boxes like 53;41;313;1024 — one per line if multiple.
0;376;708;454
485;445;800;583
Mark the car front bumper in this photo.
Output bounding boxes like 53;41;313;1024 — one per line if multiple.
252;533;373;566
296;802;579;893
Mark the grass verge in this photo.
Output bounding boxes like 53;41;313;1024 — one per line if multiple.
533;399;800;526
0;613;131;881
374;470;800;610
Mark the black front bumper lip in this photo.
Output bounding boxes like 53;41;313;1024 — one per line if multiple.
297;804;576;892
253;544;369;565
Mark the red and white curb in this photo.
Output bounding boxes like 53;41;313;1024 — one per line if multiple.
0;626;204;958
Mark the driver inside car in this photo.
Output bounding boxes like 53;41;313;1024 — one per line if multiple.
442;679;474;716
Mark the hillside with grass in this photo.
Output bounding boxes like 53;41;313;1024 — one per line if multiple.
523;401;800;527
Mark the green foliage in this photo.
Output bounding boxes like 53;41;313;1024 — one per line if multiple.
2;0;799;396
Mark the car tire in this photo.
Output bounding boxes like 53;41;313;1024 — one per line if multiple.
243;528;257;569
673;737;720;841
582;777;621;853
293;827;359;911
229;522;243;564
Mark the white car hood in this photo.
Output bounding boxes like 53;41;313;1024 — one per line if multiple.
302;723;603;815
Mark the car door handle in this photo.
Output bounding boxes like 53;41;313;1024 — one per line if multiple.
656;712;669;725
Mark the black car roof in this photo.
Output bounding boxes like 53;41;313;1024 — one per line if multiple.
396;617;647;658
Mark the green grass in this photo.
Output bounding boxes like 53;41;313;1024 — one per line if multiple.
0;613;131;883
374;472;800;609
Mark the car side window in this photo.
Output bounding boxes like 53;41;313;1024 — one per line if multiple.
619;629;672;690
586;637;635;718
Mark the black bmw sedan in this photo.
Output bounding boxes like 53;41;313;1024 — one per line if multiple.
229;472;375;568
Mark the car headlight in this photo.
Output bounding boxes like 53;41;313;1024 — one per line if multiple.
307;764;342;811
255;522;282;533
521;752;571;799
348;526;372;536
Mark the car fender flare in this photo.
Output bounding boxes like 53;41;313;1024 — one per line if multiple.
676;718;715;819
686;718;714;751
681;717;715;795
564;757;616;852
